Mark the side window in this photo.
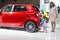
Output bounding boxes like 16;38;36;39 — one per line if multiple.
1;6;12;12
32;6;39;11
13;5;27;12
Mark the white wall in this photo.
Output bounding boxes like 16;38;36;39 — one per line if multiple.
50;0;60;6
40;0;50;12
40;0;60;12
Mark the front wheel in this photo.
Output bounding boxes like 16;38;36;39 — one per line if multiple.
25;21;38;33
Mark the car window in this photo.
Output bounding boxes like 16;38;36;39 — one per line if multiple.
1;6;12;12
32;6;39;11
13;5;27;12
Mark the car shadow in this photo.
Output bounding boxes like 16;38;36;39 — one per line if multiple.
0;27;25;31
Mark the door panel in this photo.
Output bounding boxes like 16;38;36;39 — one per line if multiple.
10;12;22;23
11;5;27;23
1;5;13;23
11;12;27;23
0;14;2;23
2;12;12;23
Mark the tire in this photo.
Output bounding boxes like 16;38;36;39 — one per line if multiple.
25;21;37;33
0;26;2;28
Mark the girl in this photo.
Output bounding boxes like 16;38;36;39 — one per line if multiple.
49;2;58;32
41;16;47;33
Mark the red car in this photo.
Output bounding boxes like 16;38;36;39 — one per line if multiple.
0;4;41;32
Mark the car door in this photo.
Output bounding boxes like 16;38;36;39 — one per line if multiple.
1;5;13;23
0;12;2;23
12;5;27;23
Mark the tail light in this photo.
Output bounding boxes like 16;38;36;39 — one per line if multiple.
36;13;39;17
35;13;42;18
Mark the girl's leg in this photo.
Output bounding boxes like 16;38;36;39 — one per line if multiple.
43;27;47;33
43;28;45;32
53;22;56;32
51;22;54;32
45;28;47;33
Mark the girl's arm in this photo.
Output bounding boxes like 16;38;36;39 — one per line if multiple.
55;7;58;18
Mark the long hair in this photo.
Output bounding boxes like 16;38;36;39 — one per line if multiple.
50;2;55;8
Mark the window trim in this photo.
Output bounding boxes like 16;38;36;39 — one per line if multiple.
11;5;14;12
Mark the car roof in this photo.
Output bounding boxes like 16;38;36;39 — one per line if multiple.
7;4;35;6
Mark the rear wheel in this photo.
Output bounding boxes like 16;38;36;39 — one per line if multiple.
25;21;38;33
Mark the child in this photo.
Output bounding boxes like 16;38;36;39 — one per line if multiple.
41;16;47;33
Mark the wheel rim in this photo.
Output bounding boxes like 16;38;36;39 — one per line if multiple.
26;23;36;32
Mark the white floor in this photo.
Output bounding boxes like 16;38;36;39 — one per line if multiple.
0;28;60;40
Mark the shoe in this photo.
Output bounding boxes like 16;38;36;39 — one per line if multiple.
51;30;55;32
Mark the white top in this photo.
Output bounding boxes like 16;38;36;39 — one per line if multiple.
49;6;58;22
